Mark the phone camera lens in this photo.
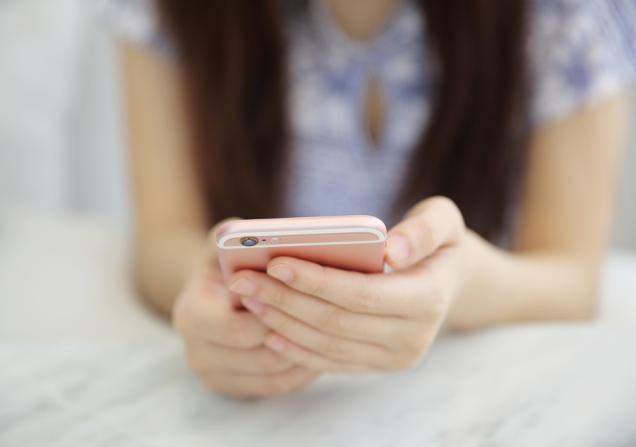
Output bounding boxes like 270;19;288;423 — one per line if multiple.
240;237;259;247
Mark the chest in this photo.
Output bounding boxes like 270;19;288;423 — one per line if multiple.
287;0;433;154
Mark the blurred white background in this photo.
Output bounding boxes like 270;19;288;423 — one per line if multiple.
1;0;635;248
0;0;130;226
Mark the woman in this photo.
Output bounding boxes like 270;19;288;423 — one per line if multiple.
102;0;636;397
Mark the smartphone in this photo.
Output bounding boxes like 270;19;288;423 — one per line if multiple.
216;215;387;288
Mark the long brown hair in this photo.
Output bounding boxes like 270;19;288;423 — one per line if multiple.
157;0;529;241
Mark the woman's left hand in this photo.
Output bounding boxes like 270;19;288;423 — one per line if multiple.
229;197;467;373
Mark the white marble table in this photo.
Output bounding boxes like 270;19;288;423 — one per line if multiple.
1;212;636;446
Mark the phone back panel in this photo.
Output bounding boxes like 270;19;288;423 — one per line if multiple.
216;216;386;283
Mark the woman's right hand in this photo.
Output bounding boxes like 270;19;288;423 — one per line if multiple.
172;222;320;398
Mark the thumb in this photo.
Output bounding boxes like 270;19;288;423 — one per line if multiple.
386;197;465;270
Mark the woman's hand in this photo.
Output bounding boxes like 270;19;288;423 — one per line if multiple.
172;222;320;397
229;197;467;373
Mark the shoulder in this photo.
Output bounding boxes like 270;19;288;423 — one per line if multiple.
527;0;636;127
529;0;635;51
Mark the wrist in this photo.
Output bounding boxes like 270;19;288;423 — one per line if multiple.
446;230;509;331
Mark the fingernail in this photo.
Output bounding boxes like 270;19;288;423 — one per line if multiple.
387;234;411;263
229;278;256;296
268;264;294;283
265;335;286;353
242;298;265;316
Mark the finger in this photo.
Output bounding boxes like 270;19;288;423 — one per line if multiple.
386;196;465;270
264;257;427;316
201;366;319;398
185;341;294;375
242;301;389;368
230;270;401;346
174;294;268;349
264;333;373;374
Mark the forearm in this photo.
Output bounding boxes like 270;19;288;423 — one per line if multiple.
447;231;601;331
135;229;207;315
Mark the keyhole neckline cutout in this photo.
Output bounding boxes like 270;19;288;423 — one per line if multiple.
362;74;387;152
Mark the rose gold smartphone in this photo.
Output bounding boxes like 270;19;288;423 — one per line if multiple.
216;215;387;287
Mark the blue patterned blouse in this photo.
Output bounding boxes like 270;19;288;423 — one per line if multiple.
99;0;636;226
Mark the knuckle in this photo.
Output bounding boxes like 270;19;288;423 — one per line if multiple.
430;195;455;211
431;196;465;231
266;284;289;309
409;214;436;251
320;337;348;360
305;264;328;297
320;307;347;334
375;320;398;347
356;285;383;312
266;309;294;335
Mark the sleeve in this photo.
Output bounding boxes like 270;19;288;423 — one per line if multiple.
94;0;174;55
528;0;636;128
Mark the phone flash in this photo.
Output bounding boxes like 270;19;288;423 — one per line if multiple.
271;237;280;242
